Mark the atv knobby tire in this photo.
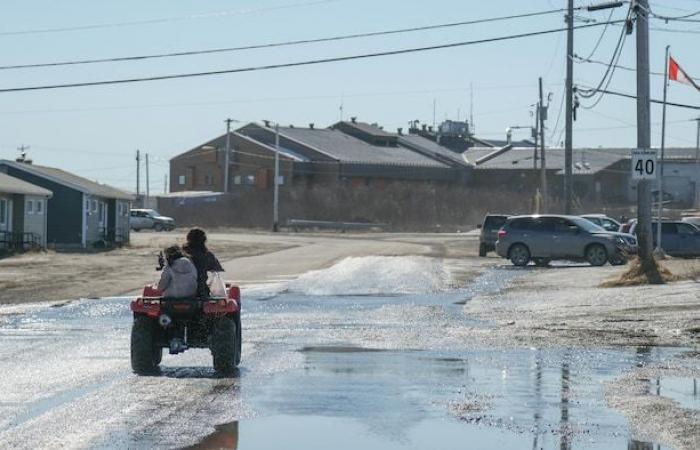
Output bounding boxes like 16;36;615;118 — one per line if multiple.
211;317;238;374
234;313;242;366
131;315;161;374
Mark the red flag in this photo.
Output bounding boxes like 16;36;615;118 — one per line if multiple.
669;56;700;92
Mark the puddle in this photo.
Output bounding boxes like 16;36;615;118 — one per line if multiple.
299;346;388;353
651;376;700;410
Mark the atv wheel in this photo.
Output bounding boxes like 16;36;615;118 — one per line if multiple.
131;315;161;374
211;317;238;374
234;313;242;366
478;243;487;257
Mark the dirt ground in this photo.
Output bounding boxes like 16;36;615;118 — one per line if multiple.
0;230;293;304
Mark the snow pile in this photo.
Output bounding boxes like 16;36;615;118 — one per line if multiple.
288;256;451;296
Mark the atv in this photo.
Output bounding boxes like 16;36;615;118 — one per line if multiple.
129;275;242;375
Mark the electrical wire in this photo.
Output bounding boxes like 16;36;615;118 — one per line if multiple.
578;87;700;110
0;0;341;37
0;21;624;94
574;54;700;82
0;8;573;71
579;8;616;61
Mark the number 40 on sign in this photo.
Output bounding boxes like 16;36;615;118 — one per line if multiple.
631;149;657;180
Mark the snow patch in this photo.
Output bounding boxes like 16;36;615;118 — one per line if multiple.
287;256;451;296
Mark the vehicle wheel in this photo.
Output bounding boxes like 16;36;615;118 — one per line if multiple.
586;244;608;267
478;243;487;257
508;244;530;267
131;315;161;374
234;312;242;366
609;254;626;266
211;317;238;374
154;223;164;232
533;258;551;267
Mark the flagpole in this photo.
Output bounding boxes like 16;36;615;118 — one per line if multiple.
655;45;670;255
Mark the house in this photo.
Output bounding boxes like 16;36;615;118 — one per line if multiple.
0;160;134;248
0;172;53;249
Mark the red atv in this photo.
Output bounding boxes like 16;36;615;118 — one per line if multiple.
129;278;242;375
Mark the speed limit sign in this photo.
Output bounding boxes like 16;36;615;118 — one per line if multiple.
631;149;657;180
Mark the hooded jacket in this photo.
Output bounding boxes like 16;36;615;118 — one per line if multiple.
157;257;198;298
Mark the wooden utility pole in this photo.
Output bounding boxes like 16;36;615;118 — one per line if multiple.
145;153;150;205
135;149;141;202
539;77;548;212
273;124;280;232
564;0;574;214
635;0;661;282
224;118;233;193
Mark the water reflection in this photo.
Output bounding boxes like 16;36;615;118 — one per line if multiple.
185;422;238;450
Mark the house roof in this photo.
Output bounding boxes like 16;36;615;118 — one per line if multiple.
0;160;134;200
333;120;396;138
0;172;52;197
241;124;450;168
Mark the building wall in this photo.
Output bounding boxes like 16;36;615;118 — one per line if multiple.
1;166;83;246
170;135;297;193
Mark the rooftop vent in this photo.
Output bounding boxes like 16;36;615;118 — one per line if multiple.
309;123;315;129
350;116;357;123
397;127;403;135
263;120;271;127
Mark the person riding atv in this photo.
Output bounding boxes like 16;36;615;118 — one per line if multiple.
130;230;241;375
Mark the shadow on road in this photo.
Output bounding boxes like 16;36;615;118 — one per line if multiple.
146;366;242;379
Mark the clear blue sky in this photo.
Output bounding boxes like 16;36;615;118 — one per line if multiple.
0;0;698;192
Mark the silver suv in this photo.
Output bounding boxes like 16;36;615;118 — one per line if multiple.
495;215;637;267
130;209;175;232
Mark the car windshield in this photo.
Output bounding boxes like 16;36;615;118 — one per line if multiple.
484;216;507;228
570;216;605;233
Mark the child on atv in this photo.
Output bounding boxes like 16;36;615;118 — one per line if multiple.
157;245;198;298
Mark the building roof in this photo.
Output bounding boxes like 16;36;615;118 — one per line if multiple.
398;134;470;167
242;124;450;168
333;120;396;138
171;131;305;163
0;160;134;200
0;172;52;197
464;147;700;175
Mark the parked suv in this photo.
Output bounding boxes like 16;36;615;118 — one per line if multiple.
130;209;176;232
478;214;509;256
629;220;700;257
495;215;637;267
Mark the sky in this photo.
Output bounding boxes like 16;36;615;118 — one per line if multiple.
0;0;699;193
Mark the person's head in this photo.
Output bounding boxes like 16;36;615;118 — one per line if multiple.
185;227;208;253
164;245;184;266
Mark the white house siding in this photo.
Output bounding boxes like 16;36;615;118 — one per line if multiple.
23;195;48;248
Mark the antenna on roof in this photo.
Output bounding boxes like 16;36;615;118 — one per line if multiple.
16;145;32;164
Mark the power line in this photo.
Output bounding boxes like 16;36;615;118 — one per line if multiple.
0;8;572;71
579;87;700;110
0;21;623;94
574;54;700;82
0;0;341;37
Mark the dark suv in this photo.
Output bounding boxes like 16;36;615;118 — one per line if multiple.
495;215;637;267
478;214;509;256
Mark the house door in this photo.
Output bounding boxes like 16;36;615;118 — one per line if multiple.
0;198;7;232
98;201;107;238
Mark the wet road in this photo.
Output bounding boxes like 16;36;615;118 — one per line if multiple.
0;256;691;449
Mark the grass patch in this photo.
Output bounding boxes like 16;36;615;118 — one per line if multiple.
601;256;678;287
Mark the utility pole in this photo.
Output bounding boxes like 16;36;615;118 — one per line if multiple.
224;118;233;194
564;0;574;214
635;0;661;281
273;124;280;232
539;77;548;212
135;149;141;203
694;117;700;207
655;46;670;254
145;153;150;206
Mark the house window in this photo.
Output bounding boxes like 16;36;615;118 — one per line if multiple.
233;175;242;185
0;199;6;225
27;200;34;214
178;175;186;185
36;200;43;215
242;175;256;185
91;200;98;213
